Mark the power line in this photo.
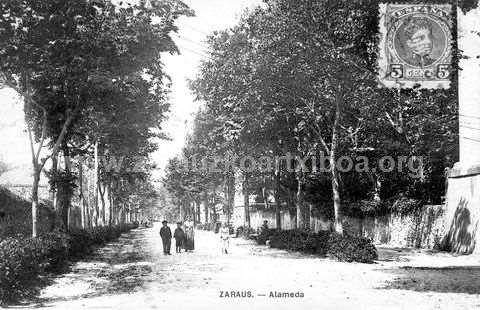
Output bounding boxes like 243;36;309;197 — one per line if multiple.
459;113;480;120
460;135;480;143
177;22;211;36
176;44;209;58
459;124;480;132
173;34;208;52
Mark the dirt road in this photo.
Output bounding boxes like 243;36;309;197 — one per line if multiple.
19;223;480;310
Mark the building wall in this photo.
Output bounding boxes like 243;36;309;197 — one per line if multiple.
445;174;480;254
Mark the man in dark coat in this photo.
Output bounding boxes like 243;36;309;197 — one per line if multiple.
159;220;172;255
173;222;185;253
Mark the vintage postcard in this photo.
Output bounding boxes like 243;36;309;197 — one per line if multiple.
1;1;480;310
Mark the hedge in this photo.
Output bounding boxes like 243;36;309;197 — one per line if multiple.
257;229;378;263
235;225;257;238
0;223;138;305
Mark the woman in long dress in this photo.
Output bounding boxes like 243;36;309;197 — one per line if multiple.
184;217;195;251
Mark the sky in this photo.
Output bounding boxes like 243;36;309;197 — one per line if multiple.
151;0;261;178
0;0;260;184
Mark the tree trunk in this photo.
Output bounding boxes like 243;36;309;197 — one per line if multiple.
108;182;113;226
331;90;343;234
86;170;92;227
228;172;234;224
94;141;99;226
56;149;73;232
296;172;304;230
212;186;217;224
192;200;197;225
99;183;106;226
49;154;58;231
203;191;209;224
31;168;40;238
196;200;201;224
295;134;305;230
262;176;269;208
274;159;282;230
308;204;312;230
79;162;86;229
243;172;251;228
179;200;183;221
223;175;228;223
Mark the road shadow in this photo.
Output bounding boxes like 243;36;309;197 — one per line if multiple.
380;265;480;294
375;247;444;263
24;229;155;308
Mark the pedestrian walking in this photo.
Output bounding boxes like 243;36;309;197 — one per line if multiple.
174;222;185;253
159;220;172;255
184;216;195;252
220;222;230;254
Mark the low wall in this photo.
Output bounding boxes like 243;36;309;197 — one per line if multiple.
342;205;446;249
242;205;447;250
0;186;54;238
248;209;295;231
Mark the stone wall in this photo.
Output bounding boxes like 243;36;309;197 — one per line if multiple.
239;204;447;250
0;186;54;238
341;205;446;249
2;184;50;202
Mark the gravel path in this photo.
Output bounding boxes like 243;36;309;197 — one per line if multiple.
14;223;480;310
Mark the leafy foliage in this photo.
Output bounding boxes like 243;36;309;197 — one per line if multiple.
327;233;378;263
169;0;460;230
258;229;377;263
0;223;137;305
0;0;191;234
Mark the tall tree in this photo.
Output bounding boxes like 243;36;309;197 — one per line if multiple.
0;0;191;235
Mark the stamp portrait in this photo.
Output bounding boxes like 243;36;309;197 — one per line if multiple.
378;4;452;89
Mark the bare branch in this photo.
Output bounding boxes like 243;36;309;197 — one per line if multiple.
309;121;331;155
30;100;48;162
50;104;82;158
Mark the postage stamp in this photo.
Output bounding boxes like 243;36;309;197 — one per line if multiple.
378;4;452;89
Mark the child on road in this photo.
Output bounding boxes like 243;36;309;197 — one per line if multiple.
174;222;185;253
219;222;230;254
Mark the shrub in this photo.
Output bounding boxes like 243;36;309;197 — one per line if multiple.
0;237;43;303
68;228;95;257
266;230;330;254
235;226;257;238
327;233;378;263
257;229;377;263
31;233;70;270
0;224;136;305
257;228;276;245
196;223;217;231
